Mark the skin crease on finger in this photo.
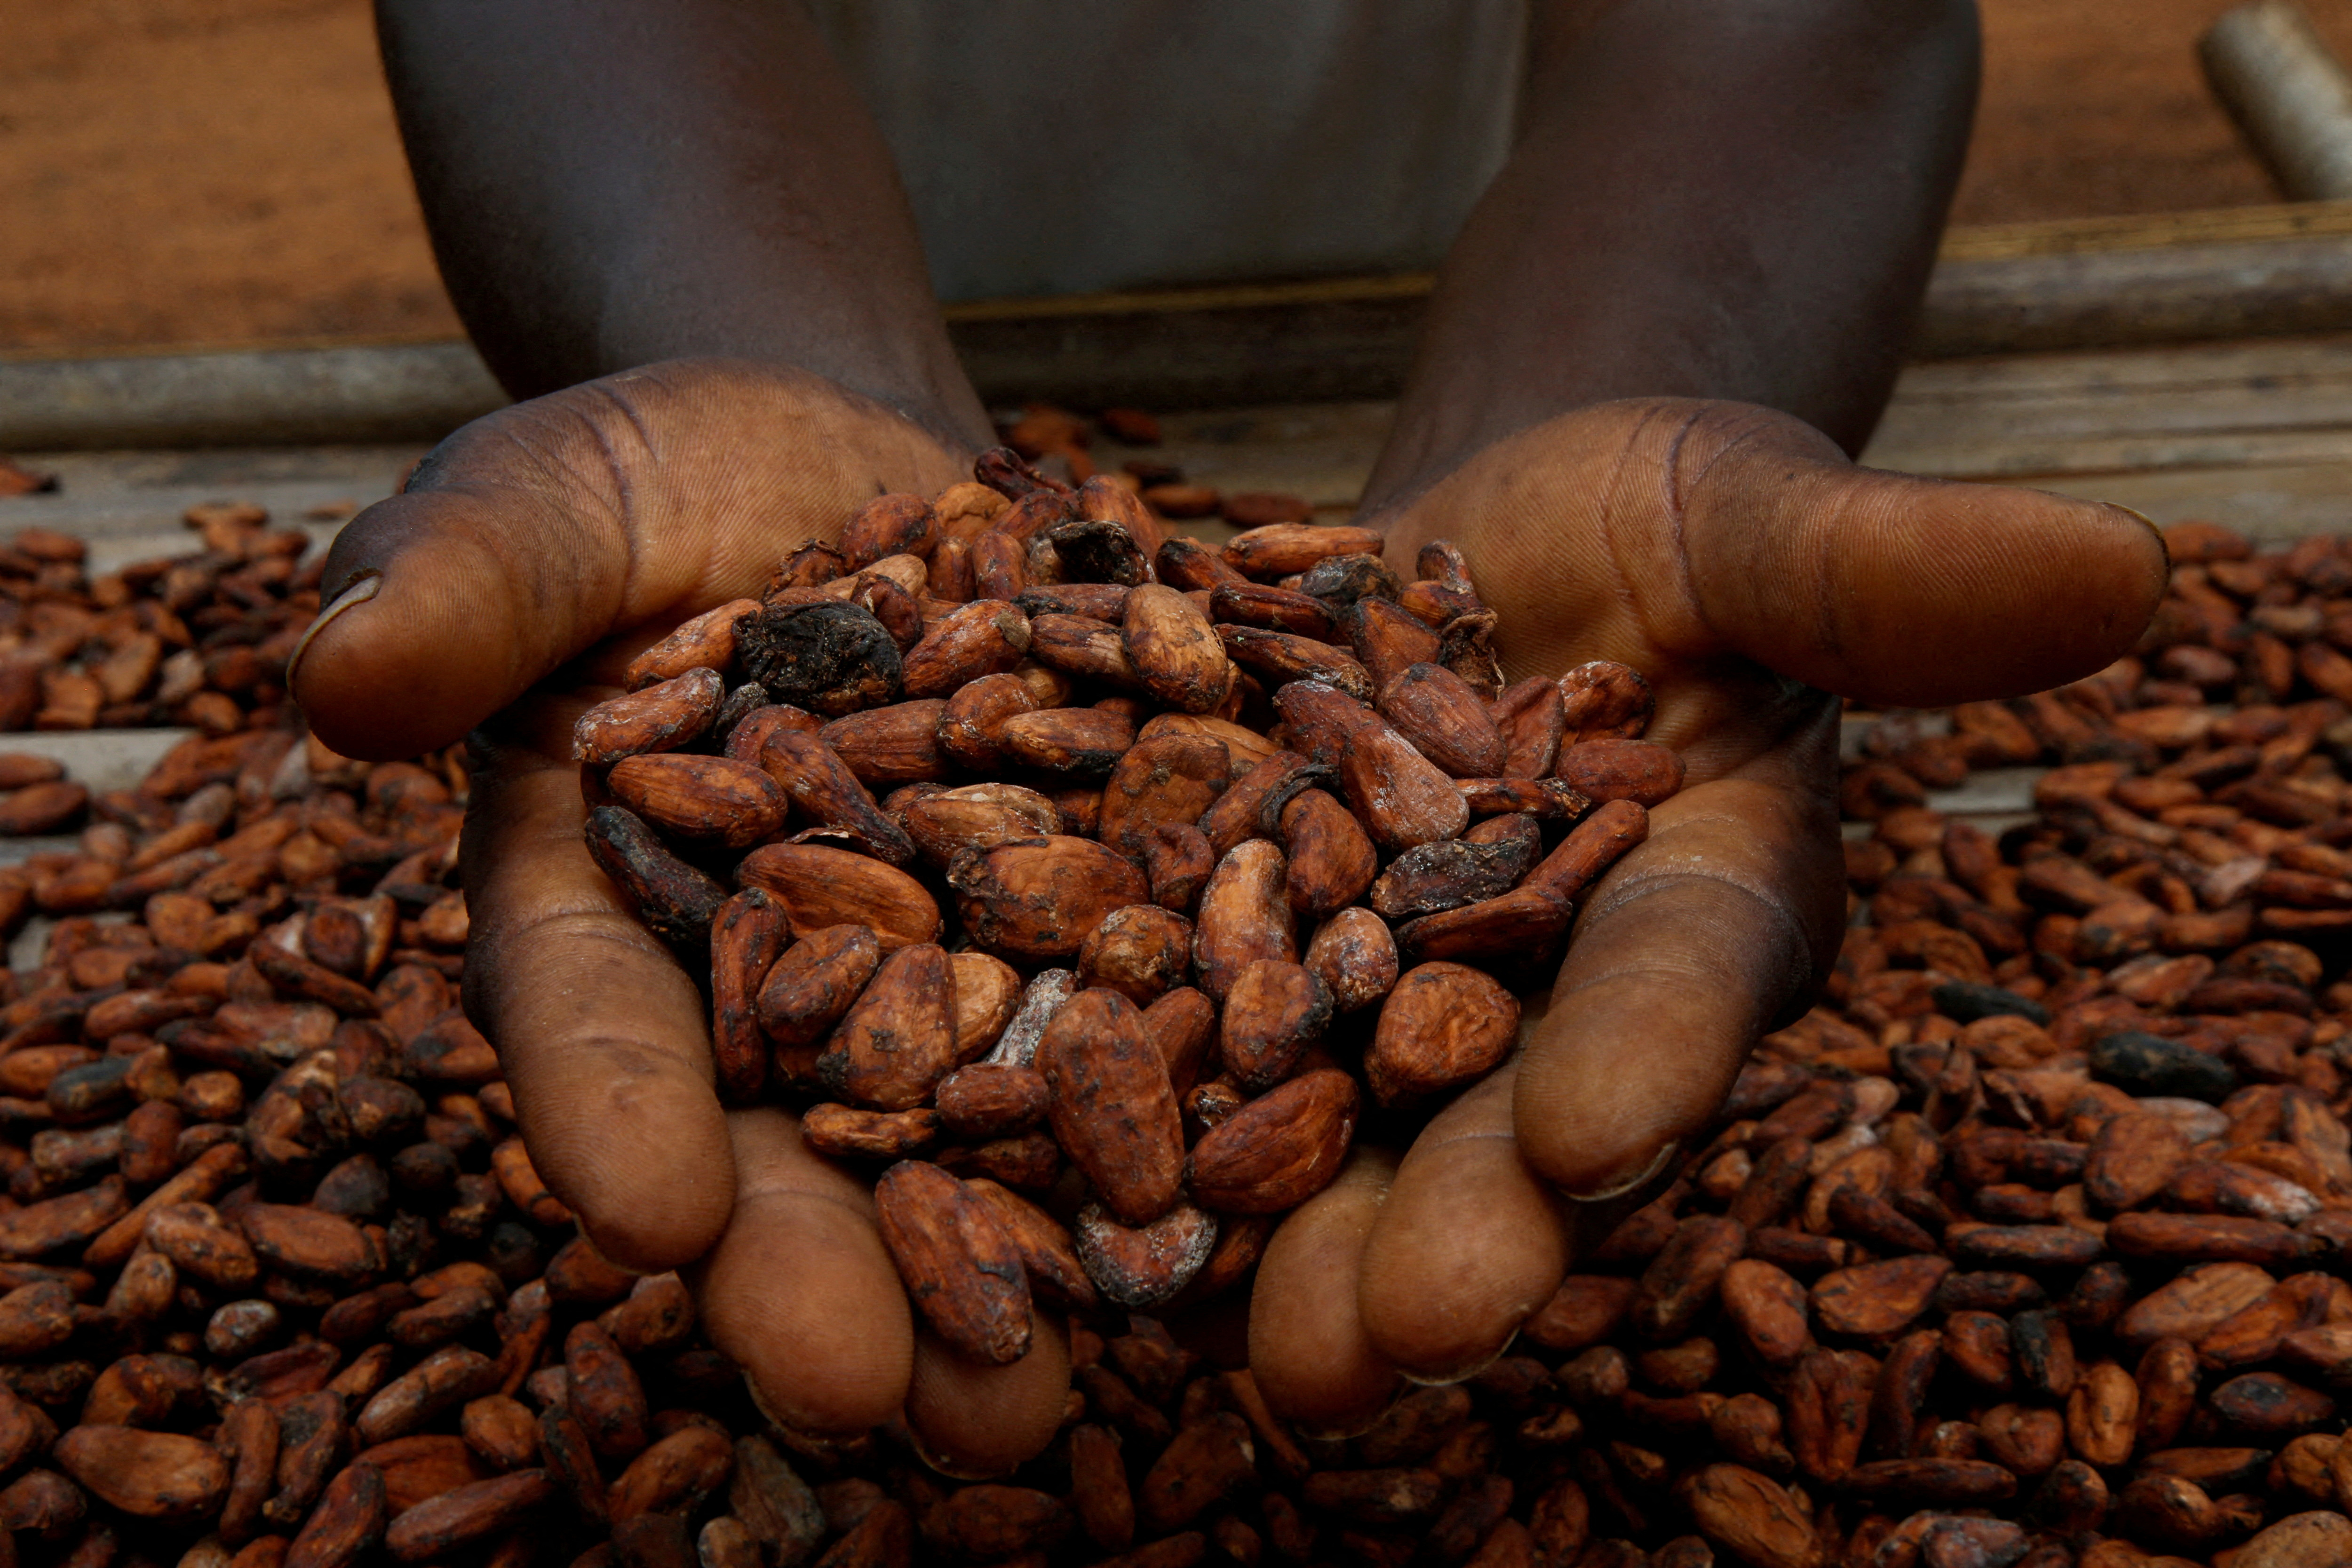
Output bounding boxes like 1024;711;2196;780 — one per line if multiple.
292;360;971;762
1248;1149;1406;1438
689;1109;917;1437
462;696;739;1274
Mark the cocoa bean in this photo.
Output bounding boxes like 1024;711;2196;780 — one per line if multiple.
901;602;1029;699
1557;661;1655;743
898;783;1060;868
1121;587;1233;716
871;1161;1031;1365
737;843;939;948
582;806;727;950
816;943;959;1112
1073;1203;1217;1309
1224;524;1383;580
1216;961;1331;1092
564;1321;650;1459
966;1178;1096;1311
948;836;1149;963
573;671;724;767
734;601;902;716
1190;840;1297;1001
756;923;882;1049
754;732;913;865
1364;962;1518;1106
381;1470;554;1563
1077;905;1195;1008
283;1464;386;1568
1038;988;1184;1226
607;755;786;851
54;1426;227;1521
1186;1070;1356;1214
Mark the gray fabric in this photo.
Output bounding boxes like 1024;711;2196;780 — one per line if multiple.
805;0;1526;302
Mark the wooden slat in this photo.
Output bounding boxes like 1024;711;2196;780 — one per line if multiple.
0;730;195;796
0;446;416;568
1861;332;2352;482
2027;459;2352;538
1887;331;2352;395
1937;199;2352;259
1911;234;2352;358
1873;373;2352;444
932;198;2352;321
1867;425;2352;482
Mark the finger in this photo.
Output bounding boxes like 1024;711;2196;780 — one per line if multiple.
1248;1148;1406;1437
1665;401;2168;705
1512;752;1843;1199
293;360;968;759
461;692;735;1271
1381;399;2162;708
689;1107;914;1436
1355;1064;1573;1383
903;1310;1072;1478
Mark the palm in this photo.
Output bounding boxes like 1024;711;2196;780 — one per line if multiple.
1244;397;2166;1430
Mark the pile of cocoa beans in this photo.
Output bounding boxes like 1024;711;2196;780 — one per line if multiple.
0;506;325;807
10;492;2352;1568
572;446;1677;1344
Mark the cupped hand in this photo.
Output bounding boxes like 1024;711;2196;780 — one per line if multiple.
1248;397;2168;1433
292;358;1069;1474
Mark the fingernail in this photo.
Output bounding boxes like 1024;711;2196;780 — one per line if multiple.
1558;1138;1680;1204
2108;503;2168;549
286;571;381;689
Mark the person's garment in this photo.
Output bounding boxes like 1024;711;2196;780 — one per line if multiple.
803;0;1527;302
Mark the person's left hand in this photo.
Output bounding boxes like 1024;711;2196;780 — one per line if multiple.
1244;397;2167;1431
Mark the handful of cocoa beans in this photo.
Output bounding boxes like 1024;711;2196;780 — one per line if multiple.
571;448;1680;1358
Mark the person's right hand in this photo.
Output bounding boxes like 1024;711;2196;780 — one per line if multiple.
292;358;1078;1475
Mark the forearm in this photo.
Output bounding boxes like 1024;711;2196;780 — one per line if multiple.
1365;0;1978;507
374;0;988;445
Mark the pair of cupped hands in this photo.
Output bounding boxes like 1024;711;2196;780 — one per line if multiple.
289;359;2164;1475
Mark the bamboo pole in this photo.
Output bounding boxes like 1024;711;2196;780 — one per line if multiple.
2202;0;2352;200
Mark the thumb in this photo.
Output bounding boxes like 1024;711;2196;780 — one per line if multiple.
1677;404;2169;706
291;473;629;762
288;360;968;760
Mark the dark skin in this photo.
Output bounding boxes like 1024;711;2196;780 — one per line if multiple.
295;0;2167;1470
